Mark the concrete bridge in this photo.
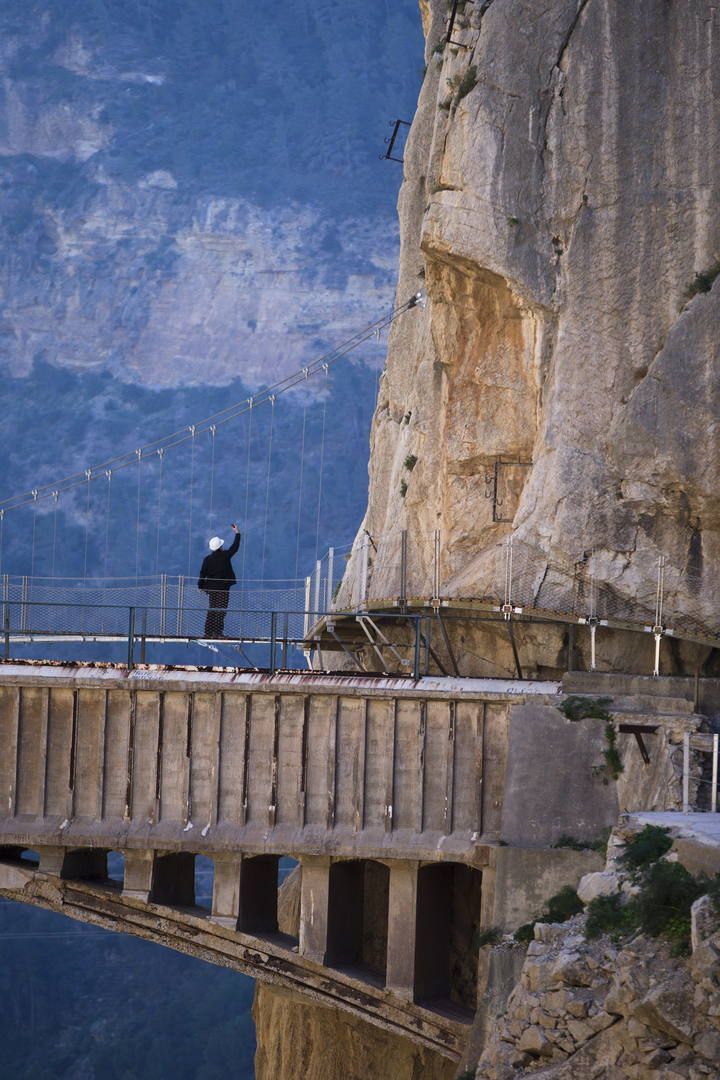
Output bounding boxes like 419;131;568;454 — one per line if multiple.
0;661;656;1060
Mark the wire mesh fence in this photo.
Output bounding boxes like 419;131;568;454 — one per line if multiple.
337;529;720;647
480;539;720;645
305;543;354;617
0;575;307;642
2;529;719;656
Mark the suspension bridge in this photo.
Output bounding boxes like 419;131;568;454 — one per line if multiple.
0;286;718;678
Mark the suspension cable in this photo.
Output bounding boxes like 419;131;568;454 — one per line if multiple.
134;449;142;584
186;426;196;578
82;470;91;579
240;402;254;588
208;425;217;532
154;450;164;576
30;490;38;579
103;471;112;578
294;394;308;579
0;295;422;515
50;492;59;578
314;367;329;562
0;509;4;576
260;396;276;582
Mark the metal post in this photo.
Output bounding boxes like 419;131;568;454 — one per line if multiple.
432;530;441;608
176;577;185;636
303;576;312;638
160;573;168;636
682;731;690;814
313;559;322;618
269;611;277;674
21;575;28;633
589;619;597;671
360;534;369;610
652;555;665;677
326;547;335;612
413;617;421;681
140;608;148;665
2;574;8;660
399;529;408;611
127;607;136;671
502;535;514;619
281;612;289;669
712;734;718;814
653;631;662;678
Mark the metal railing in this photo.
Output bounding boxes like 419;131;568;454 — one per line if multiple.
335;528;720;658
2;527;720;678
0;599;439;679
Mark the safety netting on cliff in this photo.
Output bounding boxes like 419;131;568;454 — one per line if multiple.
495;539;719;645
355;529;720;648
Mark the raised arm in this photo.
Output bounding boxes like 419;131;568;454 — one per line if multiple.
228;526;241;558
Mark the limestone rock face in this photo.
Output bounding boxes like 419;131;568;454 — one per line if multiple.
341;0;720;674
576;870;620;906
252;985;456;1080
472;820;720;1078
474;914;720;1079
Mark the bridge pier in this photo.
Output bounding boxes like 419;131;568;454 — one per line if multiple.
299;854;330;963
122;849;155;901
386;860;418;1000
37;845;107;881
211;853;243;928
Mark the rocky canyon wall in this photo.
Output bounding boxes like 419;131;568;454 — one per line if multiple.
339;0;720;676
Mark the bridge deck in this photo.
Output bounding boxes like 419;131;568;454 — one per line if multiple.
0;662;623;1060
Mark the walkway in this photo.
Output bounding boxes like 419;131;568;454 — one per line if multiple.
629;812;720;848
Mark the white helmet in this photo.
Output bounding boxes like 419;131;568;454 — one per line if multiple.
208;537;223;551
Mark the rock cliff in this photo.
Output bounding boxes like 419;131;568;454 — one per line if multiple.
340;0;720;677
475;910;720;1078
253;985;455;1080
472;820;720;1078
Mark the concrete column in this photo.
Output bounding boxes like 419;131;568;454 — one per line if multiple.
385;860;418;1000
299;855;330;964
36;846;67;877
123;849;155;901
211;854;243;929
37;846;107;881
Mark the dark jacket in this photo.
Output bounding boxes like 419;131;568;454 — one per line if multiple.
198;533;241;592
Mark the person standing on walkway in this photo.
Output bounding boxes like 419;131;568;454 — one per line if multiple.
197;524;241;638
